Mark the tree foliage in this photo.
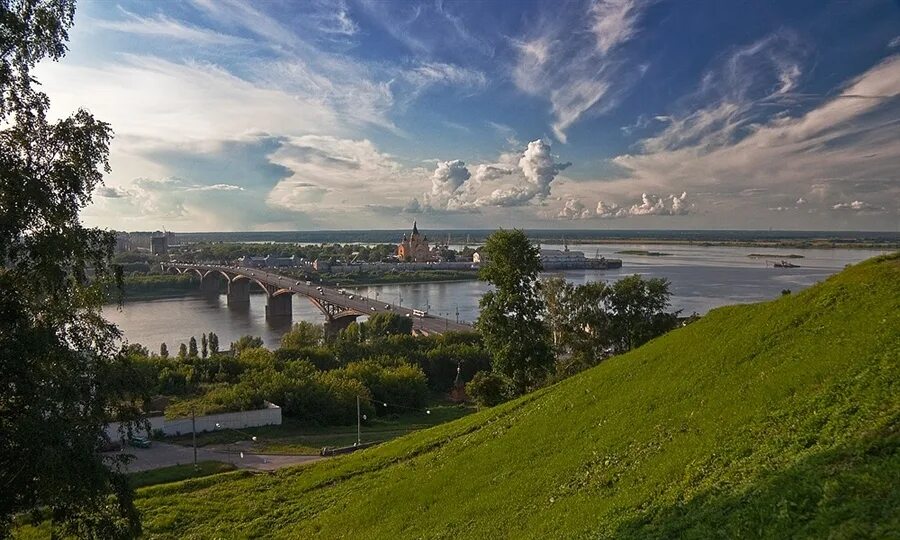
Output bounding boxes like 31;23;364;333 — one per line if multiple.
541;274;679;376
280;321;324;350
476;230;554;394
0;0;140;535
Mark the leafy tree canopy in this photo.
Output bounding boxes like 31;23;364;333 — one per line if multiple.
476;229;553;394
0;0;141;536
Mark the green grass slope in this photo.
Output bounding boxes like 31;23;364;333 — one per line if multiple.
139;254;899;538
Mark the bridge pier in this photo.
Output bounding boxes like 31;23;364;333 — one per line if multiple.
266;293;293;320
200;274;220;295
227;278;250;307
324;315;359;339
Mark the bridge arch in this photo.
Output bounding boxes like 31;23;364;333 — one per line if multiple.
231;274;273;297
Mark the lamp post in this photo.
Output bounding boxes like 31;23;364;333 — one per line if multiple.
191;408;197;470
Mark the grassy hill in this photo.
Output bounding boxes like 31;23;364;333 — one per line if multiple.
34;254;900;538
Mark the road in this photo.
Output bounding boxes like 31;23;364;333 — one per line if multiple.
170;263;474;335
104;441;322;472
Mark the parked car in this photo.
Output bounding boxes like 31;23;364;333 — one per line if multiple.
129;436;151;449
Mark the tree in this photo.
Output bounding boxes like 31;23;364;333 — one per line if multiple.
466;371;508;407
362;312;413;339
280;321;324;349
476;230;554;394
159;342;169;359
188;336;198;358
541;276;575;352
0;1;141;535
178;343;188;359
208;332;219;355
231;335;264;355
605;275;677;353
201;333;208;359
556;282;612;375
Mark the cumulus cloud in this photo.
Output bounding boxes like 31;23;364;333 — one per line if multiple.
832;200;884;213
476;140;571;206
513;0;651;141
96;186;129;198
556;192;692;219
598;192;691;218
558;198;592;219
415;140;569;212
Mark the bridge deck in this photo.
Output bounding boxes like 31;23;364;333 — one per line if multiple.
168;263;473;335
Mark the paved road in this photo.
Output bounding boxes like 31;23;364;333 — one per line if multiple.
170;263;474;335
104;442;322;472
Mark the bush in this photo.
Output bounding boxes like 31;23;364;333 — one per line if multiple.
334;360;428;413
422;343;492;392
275;346;338;370
466;371;508;407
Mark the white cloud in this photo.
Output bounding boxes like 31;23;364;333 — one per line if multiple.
90;9;247;45
605;39;900;222
513;0;651;142
558;198;592;219
475;140;571;206
96;186;129;198
402;62;487;91
832;200;884;213
427;160;471;204
266;135;419;212
37;55;344;144
593;192;691;218
591;0;646;55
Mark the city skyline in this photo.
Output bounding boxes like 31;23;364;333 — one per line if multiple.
36;0;900;231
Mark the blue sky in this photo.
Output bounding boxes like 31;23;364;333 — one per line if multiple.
37;0;900;231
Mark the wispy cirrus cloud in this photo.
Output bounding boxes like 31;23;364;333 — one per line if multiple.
90;9;249;45
513;0;653;142
603;37;900;220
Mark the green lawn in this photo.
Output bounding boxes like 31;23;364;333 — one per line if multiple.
128;461;237;489
165;403;475;455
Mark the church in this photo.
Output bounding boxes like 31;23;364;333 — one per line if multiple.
396;221;432;262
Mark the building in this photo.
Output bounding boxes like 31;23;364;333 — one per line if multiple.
539;249;623;270
396;221;432;262
150;235;168;255
236;255;300;268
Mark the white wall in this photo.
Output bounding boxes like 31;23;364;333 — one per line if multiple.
105;402;281;441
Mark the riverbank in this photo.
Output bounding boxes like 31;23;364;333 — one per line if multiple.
566;238;899;250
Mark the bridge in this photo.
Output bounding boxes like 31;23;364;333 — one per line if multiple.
162;263;473;336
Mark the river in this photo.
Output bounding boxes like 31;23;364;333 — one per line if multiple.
103;244;889;349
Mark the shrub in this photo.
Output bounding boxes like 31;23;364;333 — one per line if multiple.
466;371;508;407
334;360;429;413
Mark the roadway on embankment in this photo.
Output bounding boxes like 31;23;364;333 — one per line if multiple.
104;442;322;472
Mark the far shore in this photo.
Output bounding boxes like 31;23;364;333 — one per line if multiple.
564;238;898;250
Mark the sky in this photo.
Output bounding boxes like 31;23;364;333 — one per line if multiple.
36;0;900;232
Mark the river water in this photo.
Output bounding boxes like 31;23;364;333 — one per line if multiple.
103;244;889;349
